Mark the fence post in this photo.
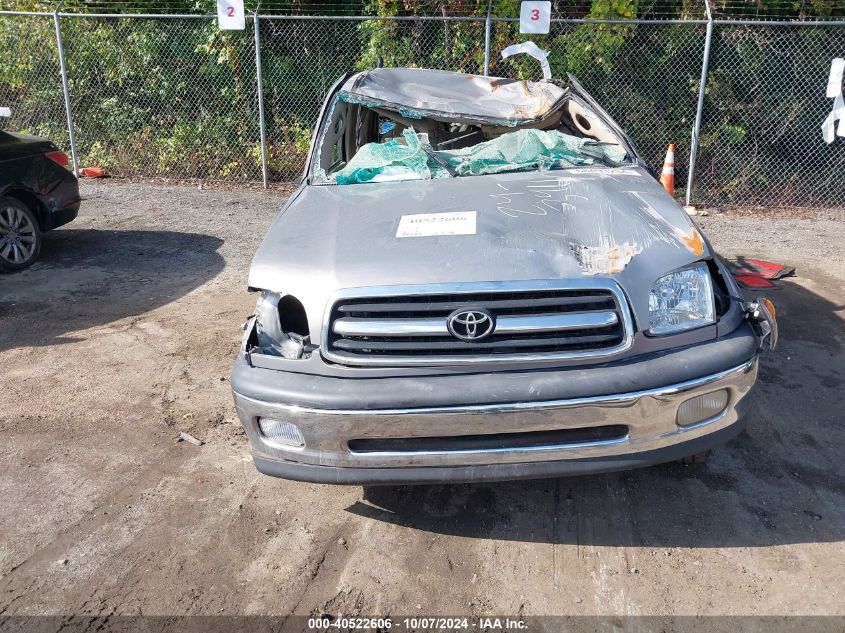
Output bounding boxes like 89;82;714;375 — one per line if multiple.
53;5;79;175
483;0;493;75
685;0;714;206
253;8;269;189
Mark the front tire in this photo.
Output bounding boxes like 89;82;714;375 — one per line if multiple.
0;196;42;272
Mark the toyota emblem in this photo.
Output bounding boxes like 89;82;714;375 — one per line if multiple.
447;308;495;342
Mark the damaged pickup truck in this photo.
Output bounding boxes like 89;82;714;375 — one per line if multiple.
231;67;776;484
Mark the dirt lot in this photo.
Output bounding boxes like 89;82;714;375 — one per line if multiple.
1;181;844;620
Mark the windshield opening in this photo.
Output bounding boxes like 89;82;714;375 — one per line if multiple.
313;95;630;185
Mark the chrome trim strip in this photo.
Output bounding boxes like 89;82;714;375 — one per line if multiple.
321;278;634;366
332;311;618;338
497;311;618;334
334;317;447;337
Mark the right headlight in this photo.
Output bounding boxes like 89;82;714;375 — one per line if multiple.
648;262;715;335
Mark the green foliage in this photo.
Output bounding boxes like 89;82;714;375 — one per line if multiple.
695;24;845;204
355;0;487;72
1;1;844;203
264;116;312;177
557;0;637;73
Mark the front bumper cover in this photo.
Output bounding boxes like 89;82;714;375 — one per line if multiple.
251;419;749;485
231;323;759;485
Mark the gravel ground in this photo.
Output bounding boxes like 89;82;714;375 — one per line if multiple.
1;181;844;621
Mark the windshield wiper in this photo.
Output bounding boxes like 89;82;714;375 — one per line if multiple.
421;144;459;177
580;141;624;167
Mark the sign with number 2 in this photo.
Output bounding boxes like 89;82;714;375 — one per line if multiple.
217;0;245;30
519;1;551;34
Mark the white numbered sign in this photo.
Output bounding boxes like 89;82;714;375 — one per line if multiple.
217;0;245;30
520;1;551;34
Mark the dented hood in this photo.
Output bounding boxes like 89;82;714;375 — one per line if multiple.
249;166;710;341
339;67;566;125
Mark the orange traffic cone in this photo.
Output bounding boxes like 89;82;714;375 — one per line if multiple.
660;143;676;196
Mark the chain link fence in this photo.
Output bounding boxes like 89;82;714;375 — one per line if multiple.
695;23;845;206
61;15;262;181
1;8;844;208
0;12;68;149
489;20;708;197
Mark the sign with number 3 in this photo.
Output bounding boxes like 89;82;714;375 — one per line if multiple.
519;1;551;34
217;0;245;30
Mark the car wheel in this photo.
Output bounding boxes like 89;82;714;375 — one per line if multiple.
0;196;42;272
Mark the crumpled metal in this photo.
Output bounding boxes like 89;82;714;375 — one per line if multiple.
339;67;565;126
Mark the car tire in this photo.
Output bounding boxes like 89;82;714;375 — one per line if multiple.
0;196;42;272
679;450;711;466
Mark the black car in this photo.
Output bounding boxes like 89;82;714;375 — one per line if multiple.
0;130;80;272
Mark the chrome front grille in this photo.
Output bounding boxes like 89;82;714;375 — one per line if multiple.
322;280;634;366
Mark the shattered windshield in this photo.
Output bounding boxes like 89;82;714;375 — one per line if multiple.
332;127;626;185
312;84;630;186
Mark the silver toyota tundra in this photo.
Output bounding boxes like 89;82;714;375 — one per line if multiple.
231;67;777;484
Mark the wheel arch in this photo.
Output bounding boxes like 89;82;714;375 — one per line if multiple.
1;187;49;231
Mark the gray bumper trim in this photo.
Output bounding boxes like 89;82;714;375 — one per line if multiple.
231;323;758;410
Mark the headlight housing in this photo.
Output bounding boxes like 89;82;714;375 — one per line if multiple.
649;262;715;335
254;291;309;359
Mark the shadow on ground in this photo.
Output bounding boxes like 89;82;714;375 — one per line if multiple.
347;278;845;548
0;227;224;353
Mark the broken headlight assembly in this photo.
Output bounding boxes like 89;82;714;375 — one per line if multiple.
743;296;778;350
252;291;313;359
648;262;716;335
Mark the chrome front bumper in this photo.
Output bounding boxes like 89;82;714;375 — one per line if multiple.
233;359;758;481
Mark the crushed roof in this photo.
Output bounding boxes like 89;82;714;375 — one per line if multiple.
339;68;567;125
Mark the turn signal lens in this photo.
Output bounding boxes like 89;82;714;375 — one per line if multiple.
761;297;776;319
677;390;729;427
258;418;305;448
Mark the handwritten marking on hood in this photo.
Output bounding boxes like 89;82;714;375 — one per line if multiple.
488;178;702;266
490;182;548;218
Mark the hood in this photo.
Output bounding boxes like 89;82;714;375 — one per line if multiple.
249;166;710;341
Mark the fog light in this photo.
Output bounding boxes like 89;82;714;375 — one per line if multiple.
676;390;729;427
258;418;305;447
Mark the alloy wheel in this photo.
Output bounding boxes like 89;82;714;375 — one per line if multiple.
0;205;37;265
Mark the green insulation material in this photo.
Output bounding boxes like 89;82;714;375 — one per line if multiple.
334;128;621;185
441;129;598;176
335;128;433;185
